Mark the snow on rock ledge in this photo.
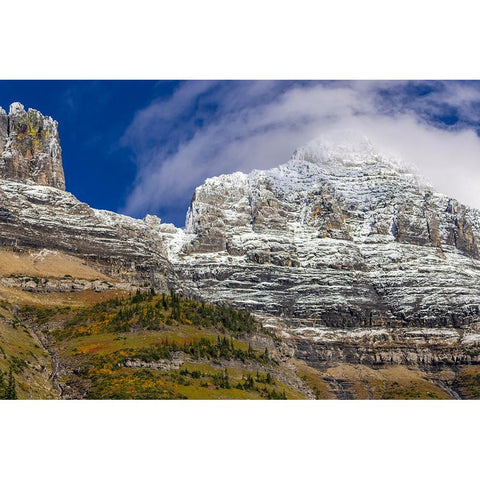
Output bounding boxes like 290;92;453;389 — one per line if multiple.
165;135;480;330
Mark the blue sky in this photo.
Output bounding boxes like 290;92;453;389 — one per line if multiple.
2;80;480;226
0;80;180;216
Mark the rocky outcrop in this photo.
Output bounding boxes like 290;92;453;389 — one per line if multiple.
0;108;8;152
0;103;65;190
0;104;180;293
124;352;185;371
0;275;121;293
0;180;176;290
261;314;480;367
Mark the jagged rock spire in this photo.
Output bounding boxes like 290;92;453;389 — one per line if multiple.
0;102;65;190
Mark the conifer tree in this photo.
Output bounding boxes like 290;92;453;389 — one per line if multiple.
244;374;254;390
6;367;17;400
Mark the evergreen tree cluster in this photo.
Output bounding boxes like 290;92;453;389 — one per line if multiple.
172;366;286;399
0;367;17;400
212;369;230;389
234;373;286;399
169;291;181;321
58;289;260;338
113;336;270;364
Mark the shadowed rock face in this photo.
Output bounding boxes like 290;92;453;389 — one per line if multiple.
0;103;65;190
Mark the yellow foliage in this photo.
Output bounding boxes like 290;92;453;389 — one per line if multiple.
75;343;103;355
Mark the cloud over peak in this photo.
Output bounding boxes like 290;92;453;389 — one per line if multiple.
121;81;480;225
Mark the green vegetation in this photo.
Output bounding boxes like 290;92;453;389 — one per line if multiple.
0;367;17;399
16;290;300;399
87;363;291;400
4;288;468;400
28;290;260;340
0;302;57;400
85;336;269;364
455;367;480;398
380;382;444;400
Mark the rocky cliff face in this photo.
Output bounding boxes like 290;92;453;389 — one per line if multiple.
165;135;480;326
0;103;65;190
0;179;175;289
158;133;480;367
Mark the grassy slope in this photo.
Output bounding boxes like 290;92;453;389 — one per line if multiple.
0;301;58;399
17;291;307;399
294;360;453;400
454;366;480;398
321;364;451;400
0;250;112;281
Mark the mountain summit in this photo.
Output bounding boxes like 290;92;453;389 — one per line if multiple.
167;133;480;339
0;103;65;190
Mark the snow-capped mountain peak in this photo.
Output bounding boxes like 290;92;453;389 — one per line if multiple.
290;131;414;175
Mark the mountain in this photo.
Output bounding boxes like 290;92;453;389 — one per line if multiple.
159;131;480;385
1;105;480;399
172;132;480;326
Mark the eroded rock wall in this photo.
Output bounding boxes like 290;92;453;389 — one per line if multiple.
163;136;480;330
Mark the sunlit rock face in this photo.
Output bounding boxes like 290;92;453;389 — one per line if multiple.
162;133;480;333
0;103;65;190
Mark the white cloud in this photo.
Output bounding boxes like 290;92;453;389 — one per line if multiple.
121;81;480;224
